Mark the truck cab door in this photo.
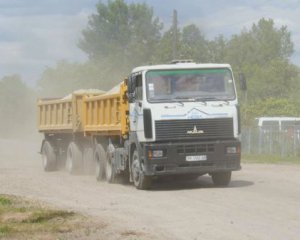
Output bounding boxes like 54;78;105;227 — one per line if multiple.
128;74;144;134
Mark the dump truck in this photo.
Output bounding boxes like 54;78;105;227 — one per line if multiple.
38;61;241;189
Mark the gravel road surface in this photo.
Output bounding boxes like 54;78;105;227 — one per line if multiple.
0;138;299;240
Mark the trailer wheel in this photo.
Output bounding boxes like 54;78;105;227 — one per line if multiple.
94;144;106;181
105;144;116;183
83;146;94;175
131;150;152;190
66;142;83;175
211;171;232;187
41;140;57;172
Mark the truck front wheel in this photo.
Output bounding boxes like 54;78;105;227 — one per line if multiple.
41;140;57;172
211;171;231;187
131;150;152;190
66;142;83;175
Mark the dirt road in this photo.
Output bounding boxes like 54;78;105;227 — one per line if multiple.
1;138;300;240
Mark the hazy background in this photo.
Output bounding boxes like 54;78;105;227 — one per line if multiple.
0;0;300;139
1;0;300;86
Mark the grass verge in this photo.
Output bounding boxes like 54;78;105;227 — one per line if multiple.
0;194;103;239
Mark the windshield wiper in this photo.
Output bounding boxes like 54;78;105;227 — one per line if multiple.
171;96;193;106
195;96;230;104
173;96;197;101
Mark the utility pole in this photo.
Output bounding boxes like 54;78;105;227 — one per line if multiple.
172;9;178;60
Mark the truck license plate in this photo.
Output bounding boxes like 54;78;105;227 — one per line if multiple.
186;155;207;161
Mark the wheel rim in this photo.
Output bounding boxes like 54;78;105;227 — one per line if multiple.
42;153;47;169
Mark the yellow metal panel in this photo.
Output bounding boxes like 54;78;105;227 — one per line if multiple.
37;98;74;133
83;81;129;138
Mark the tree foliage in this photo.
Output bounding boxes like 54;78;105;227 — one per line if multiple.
226;18;294;69
242;98;300;125
78;0;162;66
36;2;300;125
38;60;130;97
0;75;36;137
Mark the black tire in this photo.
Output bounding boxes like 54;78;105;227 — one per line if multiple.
119;165;130;184
94;144;106;181
131;150;152;190
66;142;83;175
105;144;116;183
41;140;57;172
211;171;232;187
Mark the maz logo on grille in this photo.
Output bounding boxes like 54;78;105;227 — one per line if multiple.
187;125;204;134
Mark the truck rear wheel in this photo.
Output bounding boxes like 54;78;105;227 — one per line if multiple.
211;171;231;187
41;140;57;172
105;144;116;183
131;150;152;190
94;144;106;181
66;142;83;175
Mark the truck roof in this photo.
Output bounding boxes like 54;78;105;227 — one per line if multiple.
132;62;232;73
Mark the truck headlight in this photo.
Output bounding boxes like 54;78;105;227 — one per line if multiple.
226;146;238;154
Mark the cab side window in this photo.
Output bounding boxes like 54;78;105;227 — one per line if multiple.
135;74;143;101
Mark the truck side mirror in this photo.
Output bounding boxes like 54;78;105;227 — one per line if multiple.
239;73;247;91
128;76;136;103
128;93;135;103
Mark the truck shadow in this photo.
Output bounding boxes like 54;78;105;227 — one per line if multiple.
149;176;254;191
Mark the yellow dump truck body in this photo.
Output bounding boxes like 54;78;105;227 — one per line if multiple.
38;98;73;132
38;83;128;137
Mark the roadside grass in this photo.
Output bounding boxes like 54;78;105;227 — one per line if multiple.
242;154;300;164
0;194;92;239
0;194;149;240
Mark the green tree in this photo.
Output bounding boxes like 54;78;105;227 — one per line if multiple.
0;75;36;137
78;0;162;66
242;97;300;125
226;18;294;70
180;24;209;62
224;18;297;103
207;35;227;63
154;26;179;63
39;1;164;97
154;24;209;63
38;60;128;97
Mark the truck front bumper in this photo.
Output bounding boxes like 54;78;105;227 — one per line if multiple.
142;140;241;176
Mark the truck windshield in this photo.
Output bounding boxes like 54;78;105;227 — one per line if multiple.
146;68;236;103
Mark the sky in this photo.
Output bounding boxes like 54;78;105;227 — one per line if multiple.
0;0;300;87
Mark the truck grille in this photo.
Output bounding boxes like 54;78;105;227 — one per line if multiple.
155;118;234;141
177;144;215;155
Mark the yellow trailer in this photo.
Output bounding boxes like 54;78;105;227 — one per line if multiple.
38;82;130;177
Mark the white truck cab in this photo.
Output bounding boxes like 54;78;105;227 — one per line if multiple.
127;62;241;188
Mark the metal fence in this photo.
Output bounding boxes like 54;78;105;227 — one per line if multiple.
241;125;300;156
